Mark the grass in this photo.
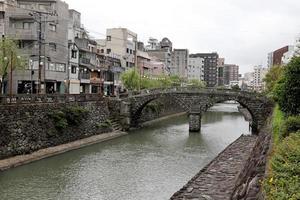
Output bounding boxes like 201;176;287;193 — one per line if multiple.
272;105;284;144
263;105;300;199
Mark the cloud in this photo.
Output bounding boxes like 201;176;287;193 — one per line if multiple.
65;0;300;74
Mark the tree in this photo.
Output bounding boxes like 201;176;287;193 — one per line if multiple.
273;57;300;115
231;84;241;91
187;79;206;88
263;65;283;94
120;68;140;91
0;38;25;94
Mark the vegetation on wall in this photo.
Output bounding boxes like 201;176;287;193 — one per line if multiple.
48;106;88;130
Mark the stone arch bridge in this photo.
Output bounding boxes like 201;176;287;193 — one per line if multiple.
119;88;273;133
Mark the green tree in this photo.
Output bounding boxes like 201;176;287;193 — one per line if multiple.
263;65;283;94
0;38;25;94
121;68;140;91
273;57;300;115
187;79;206;88
231;84;241;91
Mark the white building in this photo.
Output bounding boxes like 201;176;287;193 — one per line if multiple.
282;46;295;65
188;57;204;81
294;35;300;57
253;65;268;92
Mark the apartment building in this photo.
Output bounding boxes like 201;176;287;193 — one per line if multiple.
252;65;268;92
171;49;189;79
147;37;172;75
99;28;137;70
188;56;204;81
223;64;239;85
1;0;69;94
190;53;219;87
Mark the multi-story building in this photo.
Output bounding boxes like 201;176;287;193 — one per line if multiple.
1;0;69;94
147;37;172;75
217;58;225;86
189;53;219;87
268;46;294;67
223;64;239;85
100;28;137;70
171;49;189;79
252;65;268;92
188;57;204;81
294;35;300;57
282;46;295;65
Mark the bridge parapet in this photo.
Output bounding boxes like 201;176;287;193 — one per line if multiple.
0;94;104;105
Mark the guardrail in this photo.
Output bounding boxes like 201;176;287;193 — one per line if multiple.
0;94;104;105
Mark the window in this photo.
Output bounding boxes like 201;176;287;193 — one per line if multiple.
39;4;51;12
71;65;77;74
49;24;56;32
101;49;104;53
130;49;132;54
23;22;32;29
48;63;56;71
126;48;129;53
49;43;56;51
71;50;77;59
106;36;111;41
56;63;66;72
107;49;111;54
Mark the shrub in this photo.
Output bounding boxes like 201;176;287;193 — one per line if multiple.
64;106;88;125
272;105;285;143
264;133;300;200
97;120;112;129
273;57;300;115
282;115;300;138
48;106;88;130
48;110;68;130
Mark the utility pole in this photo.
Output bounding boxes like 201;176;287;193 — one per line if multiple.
9;50;12;97
37;12;42;94
29;10;57;94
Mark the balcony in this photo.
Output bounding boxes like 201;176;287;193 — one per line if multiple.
7;29;37;40
79;58;91;67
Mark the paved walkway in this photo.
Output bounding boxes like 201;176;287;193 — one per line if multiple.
0;131;127;171
170;135;257;200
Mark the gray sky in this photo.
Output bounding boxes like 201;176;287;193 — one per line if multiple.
65;0;300;74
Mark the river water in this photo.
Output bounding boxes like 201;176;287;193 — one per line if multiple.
0;103;250;200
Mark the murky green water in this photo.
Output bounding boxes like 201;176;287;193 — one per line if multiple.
0;103;250;200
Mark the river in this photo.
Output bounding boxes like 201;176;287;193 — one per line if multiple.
0;103;250;200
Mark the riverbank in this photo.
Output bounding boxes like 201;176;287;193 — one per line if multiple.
0;131;127;171
171;135;258;199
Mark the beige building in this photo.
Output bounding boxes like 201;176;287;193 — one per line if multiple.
98;28;137;70
171;49;189;79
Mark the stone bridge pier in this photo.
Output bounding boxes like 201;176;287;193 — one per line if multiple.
189;112;202;132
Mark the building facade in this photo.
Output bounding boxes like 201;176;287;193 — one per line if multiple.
252;65;268;92
268;46;293;67
189;53;219;87
1;0;69;94
223;64;239;85
188;57;204;81
171;49;189;79
147;37;172;75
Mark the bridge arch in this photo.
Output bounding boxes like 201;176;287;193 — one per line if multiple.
121;88;273;133
129;93;190;126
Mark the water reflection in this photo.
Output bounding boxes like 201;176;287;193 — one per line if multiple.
0;103;249;200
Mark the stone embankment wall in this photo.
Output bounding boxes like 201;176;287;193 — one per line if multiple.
0;100;112;160
231;122;272;200
138;97;186;124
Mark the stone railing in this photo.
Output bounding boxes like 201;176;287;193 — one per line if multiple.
123;87;265;99
0;94;104;105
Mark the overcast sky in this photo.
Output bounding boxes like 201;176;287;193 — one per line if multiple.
65;0;300;74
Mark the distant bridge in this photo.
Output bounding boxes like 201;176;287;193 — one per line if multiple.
119;88;273;133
